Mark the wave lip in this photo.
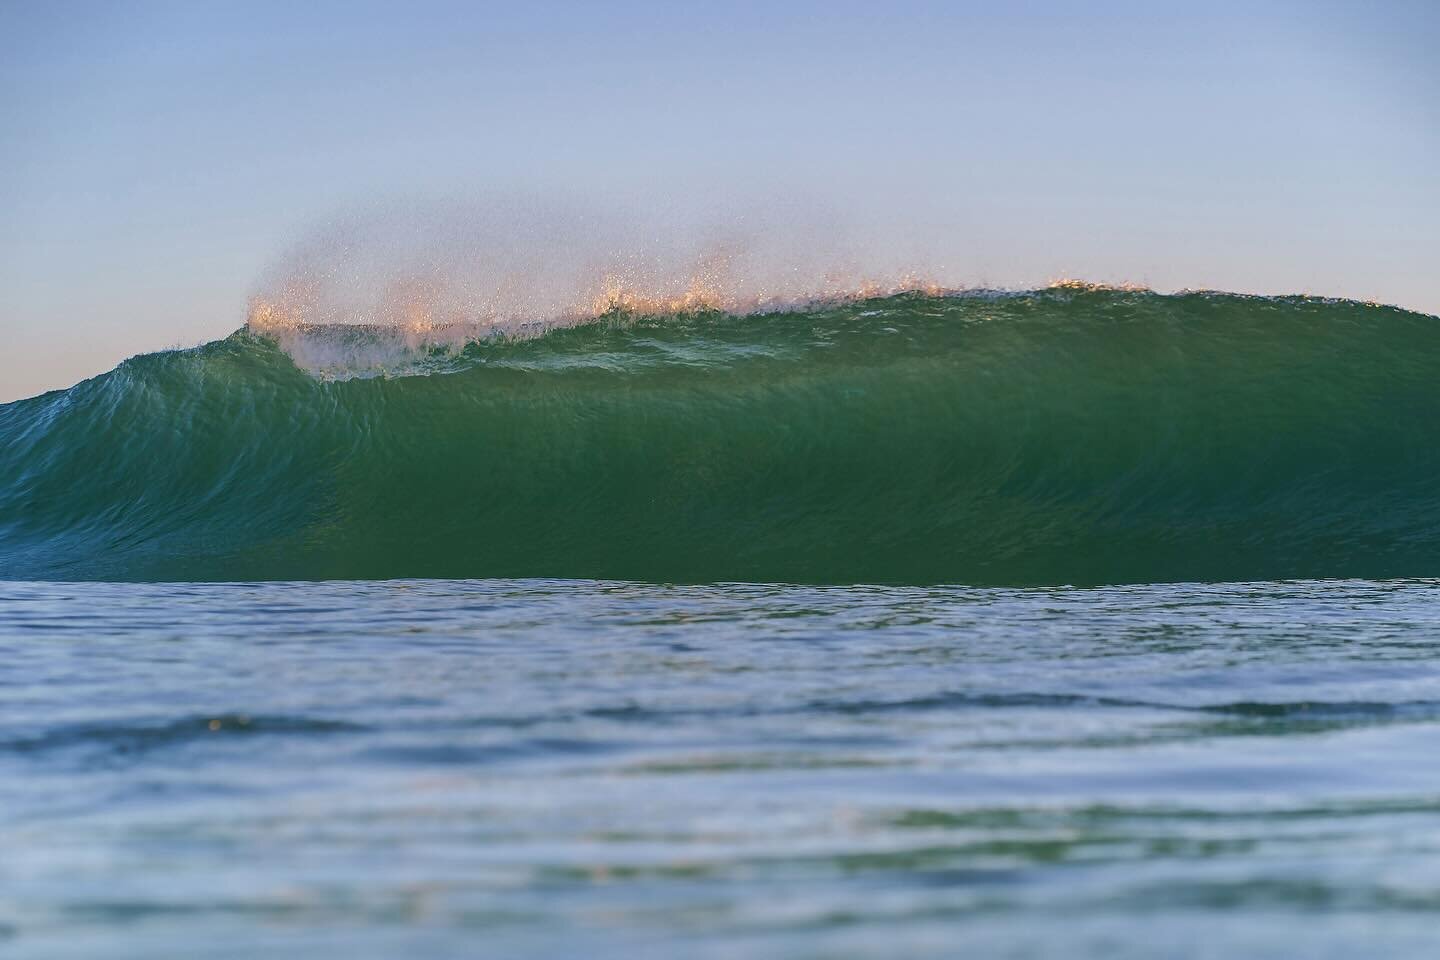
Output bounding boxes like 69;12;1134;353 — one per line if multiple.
2;287;1439;586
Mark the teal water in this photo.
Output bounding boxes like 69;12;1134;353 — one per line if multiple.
5;578;1440;958
5;288;1440;585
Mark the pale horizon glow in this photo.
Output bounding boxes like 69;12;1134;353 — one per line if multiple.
2;0;1437;401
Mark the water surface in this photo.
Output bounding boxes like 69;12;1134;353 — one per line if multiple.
5;578;1440;957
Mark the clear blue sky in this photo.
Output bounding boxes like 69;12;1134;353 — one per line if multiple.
2;0;1436;401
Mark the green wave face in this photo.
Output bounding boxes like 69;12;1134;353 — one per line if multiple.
3;288;1439;585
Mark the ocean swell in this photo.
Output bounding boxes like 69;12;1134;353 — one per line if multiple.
2;286;1438;585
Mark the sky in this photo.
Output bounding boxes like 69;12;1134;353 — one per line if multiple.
1;0;1437;402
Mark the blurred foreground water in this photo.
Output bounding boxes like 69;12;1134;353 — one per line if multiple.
4;578;1440;958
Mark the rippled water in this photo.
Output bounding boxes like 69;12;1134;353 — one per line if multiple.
5;578;1440;958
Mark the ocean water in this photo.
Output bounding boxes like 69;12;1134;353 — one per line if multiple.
5;289;1440;584
4;578;1440;958
5;287;1440;956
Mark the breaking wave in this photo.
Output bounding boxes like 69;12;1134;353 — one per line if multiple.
3;285;1438;585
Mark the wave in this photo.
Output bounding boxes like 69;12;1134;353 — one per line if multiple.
2;286;1438;585
3;713;364;767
